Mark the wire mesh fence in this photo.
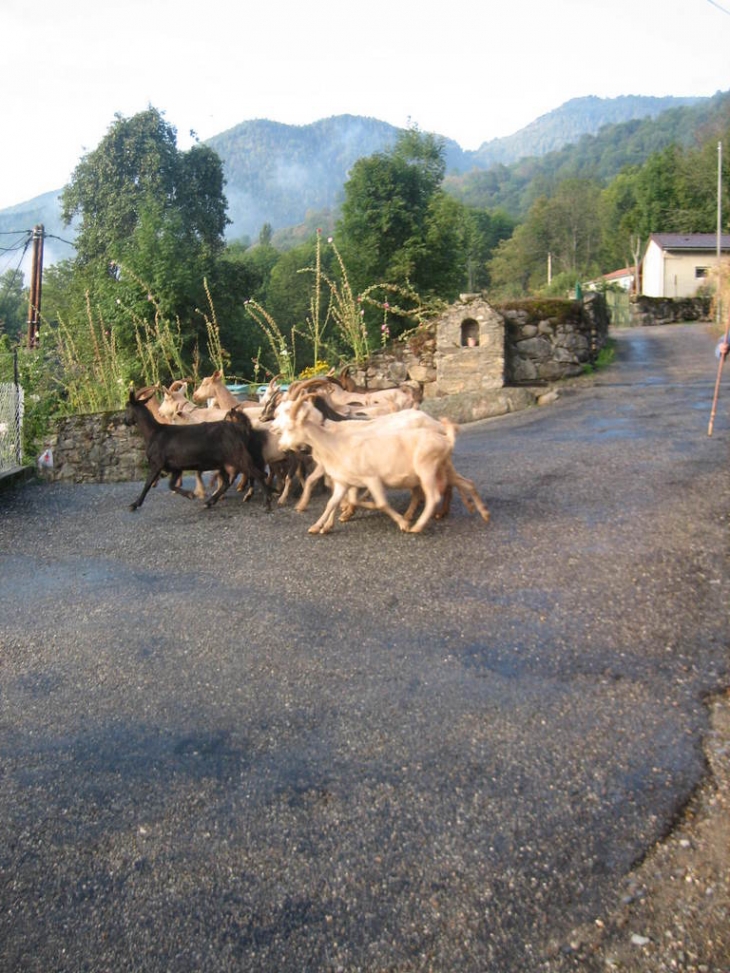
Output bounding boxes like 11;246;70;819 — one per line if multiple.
0;350;23;471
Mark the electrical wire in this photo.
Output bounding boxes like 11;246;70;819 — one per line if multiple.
0;235;33;299
706;0;730;15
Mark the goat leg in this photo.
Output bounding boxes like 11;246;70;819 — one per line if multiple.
309;481;349;534
204;469;231;507
168;470;196;500
295;461;326;512
129;466;162;510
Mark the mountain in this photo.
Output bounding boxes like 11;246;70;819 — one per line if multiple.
446;89;730;217
0;94;719;265
0;191;76;276
469;94;704;168
206;114;477;243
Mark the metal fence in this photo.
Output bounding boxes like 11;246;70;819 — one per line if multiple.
604;289;631;326
0;351;23;471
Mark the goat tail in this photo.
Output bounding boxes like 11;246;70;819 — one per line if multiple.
439;417;460;447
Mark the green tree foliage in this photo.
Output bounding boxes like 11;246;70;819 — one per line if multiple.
62;107;228;264
488;180;602;298
0;269;27;342
337;128;468;310
55;107;230;381
463;209;516;292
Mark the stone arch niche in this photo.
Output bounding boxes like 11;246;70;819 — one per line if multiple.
432;297;505;396
461;318;480;347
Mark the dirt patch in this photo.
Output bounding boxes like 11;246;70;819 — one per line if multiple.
554;689;730;971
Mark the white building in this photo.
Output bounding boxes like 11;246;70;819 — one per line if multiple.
586;266;635;292
641;232;730;298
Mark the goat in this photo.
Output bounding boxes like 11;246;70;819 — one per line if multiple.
135;385;208;500
123;389;272;512
158;381;230;424
192;370;261;414
193;372;311;505
272;395;459;534
286;376;419;416
274;395;489;526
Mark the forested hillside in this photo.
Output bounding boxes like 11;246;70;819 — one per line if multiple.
204;95;716;239
1;94;718;251
470;94;703;168
446;90;730;218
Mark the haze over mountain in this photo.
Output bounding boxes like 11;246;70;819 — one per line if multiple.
0;93;714;270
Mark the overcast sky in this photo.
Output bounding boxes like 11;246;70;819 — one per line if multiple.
1;0;729;210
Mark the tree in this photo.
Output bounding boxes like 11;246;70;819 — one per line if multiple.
487;179;603;298
336;128;466;307
0;269;27;342
56;107;231;378
464;208;516;292
542;179;602;277
62;107;228;266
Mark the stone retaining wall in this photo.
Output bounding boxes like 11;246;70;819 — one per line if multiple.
631;295;711;327
42;411;147;484
40;295;610;483
353;294;609;390
501;293;609;384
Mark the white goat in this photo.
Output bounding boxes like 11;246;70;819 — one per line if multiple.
285;377;418;417
158;381;229;423
272;396;461;534
192;371;263;420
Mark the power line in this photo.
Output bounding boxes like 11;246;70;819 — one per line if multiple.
706;0;730;15
0;233;33;256
0;235;33;296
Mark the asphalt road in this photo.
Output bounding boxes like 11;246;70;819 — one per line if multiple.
1;323;728;972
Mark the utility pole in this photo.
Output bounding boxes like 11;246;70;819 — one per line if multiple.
630;235;642;297
26;224;44;349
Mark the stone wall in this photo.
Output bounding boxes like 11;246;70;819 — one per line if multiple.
42;411;147;484
501;293;609;383
38;295;610;483
631;295;711;327
354;294;609;390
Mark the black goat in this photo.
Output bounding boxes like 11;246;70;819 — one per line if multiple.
124;388;272;511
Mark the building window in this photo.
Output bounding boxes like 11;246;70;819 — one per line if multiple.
695;267;709;278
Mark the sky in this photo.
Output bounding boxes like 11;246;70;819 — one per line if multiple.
1;0;730;211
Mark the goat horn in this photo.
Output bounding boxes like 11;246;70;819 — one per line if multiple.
289;392;317;421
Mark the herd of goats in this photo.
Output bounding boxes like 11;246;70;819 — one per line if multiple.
124;369;491;534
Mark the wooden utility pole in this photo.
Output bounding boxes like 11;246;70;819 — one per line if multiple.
709;142;727;437
26;224;44;349
630;235;642;296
